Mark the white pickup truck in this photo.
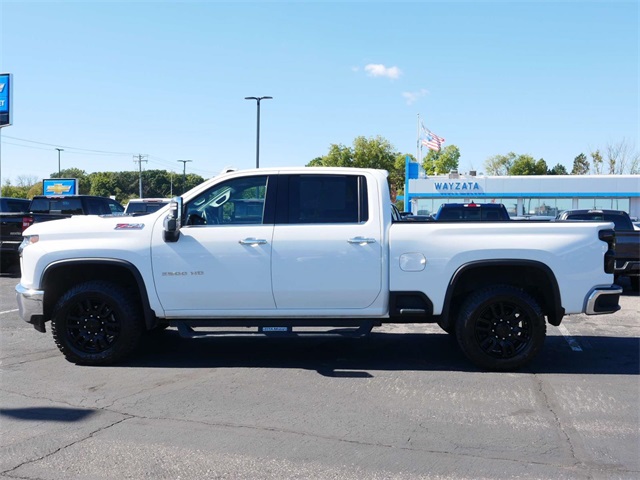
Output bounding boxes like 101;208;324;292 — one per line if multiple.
16;167;622;370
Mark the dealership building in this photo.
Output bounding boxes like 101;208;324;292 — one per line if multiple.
403;164;640;219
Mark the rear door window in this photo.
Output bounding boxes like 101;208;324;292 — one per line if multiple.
279;174;368;224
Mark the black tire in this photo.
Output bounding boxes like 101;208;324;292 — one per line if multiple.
630;276;639;293
455;285;546;371
51;281;143;365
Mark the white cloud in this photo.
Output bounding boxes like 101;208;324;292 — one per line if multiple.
402;89;429;105
364;64;402;80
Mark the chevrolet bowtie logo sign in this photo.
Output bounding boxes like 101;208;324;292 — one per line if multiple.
46;183;73;194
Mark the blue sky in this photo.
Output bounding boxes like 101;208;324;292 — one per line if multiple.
0;0;638;185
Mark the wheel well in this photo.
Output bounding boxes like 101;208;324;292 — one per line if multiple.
442;262;564;329
41;260;157;329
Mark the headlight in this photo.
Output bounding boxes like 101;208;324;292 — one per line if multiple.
18;235;39;255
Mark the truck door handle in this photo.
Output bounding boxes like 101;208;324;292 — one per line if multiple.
348;237;376;245
239;238;267;246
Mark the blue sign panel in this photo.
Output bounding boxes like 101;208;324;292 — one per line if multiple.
0;73;11;127
43;178;78;196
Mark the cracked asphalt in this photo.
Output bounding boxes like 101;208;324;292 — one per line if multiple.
1;272;638;479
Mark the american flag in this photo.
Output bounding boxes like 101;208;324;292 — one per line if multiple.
421;124;445;151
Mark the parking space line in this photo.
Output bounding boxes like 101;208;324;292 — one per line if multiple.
0;309;18;315
557;324;583;351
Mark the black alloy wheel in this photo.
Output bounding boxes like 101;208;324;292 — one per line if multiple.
456;285;546;371
52;281;143;365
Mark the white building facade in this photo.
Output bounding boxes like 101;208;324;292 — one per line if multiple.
406;174;640;219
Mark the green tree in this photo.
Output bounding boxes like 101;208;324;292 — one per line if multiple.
184;173;205;193
143;169;173;198
312;143;355;167
307;156;324;167
571;153;589;175
421;145;461;175
547;163;568;175
484;152;516;175
50;168;91;194
1;180;26;198
351;136;397;170
27;183;43;197
1;175;39;198
591;150;603;174
509;155;547;175
89;171;119;199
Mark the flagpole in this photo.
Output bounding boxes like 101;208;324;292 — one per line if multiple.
416;113;420;164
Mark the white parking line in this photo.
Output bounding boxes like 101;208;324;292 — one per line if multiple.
558;324;583;351
0;309;18;315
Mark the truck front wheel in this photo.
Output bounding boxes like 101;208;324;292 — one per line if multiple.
51;281;143;365
455;285;546;371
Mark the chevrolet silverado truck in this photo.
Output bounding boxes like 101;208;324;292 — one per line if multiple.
556;209;639;291
0;197;31;270
16;168;622;371
1;195;124;270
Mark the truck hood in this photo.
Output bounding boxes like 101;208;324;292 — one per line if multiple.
23;214;158;236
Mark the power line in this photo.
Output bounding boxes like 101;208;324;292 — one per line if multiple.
3;135;134;155
3;135;218;177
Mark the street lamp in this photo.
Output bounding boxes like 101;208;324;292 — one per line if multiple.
55;148;64;176
177;160;192;195
245;96;272;169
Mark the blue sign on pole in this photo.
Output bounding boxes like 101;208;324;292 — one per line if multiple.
43;178;78;196
0;73;12;127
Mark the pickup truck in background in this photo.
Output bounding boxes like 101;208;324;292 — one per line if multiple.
0;197;31;270
556;209;640;291
434;202;511;221
16;168;621;371
1;195;124;271
27;195;124;226
124;198;170;215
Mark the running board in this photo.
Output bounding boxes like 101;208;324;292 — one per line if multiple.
173;321;375;339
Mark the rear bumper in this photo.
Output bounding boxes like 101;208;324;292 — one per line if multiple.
15;283;45;329
584;285;622;315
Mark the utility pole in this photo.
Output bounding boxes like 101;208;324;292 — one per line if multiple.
133;154;148;198
177;160;192;194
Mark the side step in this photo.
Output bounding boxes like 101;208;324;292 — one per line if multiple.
173;320;376;339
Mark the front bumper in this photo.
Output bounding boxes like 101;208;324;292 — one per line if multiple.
584;285;622;315
15;283;45;331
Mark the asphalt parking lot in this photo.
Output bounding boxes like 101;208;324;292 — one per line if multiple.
1;272;638;479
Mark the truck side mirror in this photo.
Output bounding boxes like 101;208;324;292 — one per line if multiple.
163;197;183;243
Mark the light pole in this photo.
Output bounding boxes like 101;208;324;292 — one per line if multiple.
177;160;192;195
55;148;64;176
245;96;272;168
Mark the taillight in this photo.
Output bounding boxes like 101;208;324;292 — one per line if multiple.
599;228;616;274
22;216;34;232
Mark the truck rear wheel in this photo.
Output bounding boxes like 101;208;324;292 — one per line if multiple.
455;285;546;371
51;281;143;365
